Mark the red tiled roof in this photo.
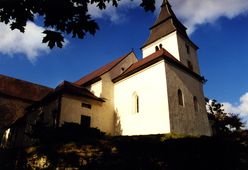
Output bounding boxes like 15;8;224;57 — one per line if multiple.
55;81;104;102
28;81;104;112
113;49;204;83
74;51;132;86
0;74;53;102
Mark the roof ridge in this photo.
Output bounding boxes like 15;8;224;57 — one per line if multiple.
57;80;90;90
107;51;135;73
74;51;134;85
0;74;53;90
113;49;203;83
0;74;53;102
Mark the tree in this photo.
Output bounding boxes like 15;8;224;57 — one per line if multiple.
205;98;245;135
0;0;155;49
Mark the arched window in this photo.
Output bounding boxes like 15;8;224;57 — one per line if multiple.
133;92;139;113
178;89;184;106
155;46;159;51
193;96;198;112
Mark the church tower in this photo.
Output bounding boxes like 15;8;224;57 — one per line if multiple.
139;0;211;136
141;0;200;74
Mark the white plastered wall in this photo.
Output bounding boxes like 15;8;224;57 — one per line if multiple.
114;61;171;135
142;31;180;60
60;95;115;134
88;80;102;98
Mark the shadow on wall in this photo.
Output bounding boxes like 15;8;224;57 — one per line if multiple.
113;110;122;136
0;103;23;129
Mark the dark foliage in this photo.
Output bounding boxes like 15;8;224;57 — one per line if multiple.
206;98;245;135
1;135;248;170
0;0;156;49
0;148;18;169
28;122;105;145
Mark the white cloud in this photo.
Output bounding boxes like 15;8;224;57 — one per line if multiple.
170;0;248;33
88;0;248;33
0;22;49;62
222;92;248;116
88;0;141;23
1;0;248;61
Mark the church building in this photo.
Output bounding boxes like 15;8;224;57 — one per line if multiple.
1;0;211;148
72;0;211;136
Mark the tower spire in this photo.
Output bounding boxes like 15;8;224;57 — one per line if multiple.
161;0;170;7
141;0;197;49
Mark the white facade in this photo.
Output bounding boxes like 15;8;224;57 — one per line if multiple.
88;80;102;98
142;31;180;60
114;61;171;135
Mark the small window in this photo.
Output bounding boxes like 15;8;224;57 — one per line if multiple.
193;96;198;112
187;60;193;71
81;115;91;128
186;44;190;54
178;89;184;106
81;103;91;109
159;44;163;49
155;46;159;51
121;67;125;71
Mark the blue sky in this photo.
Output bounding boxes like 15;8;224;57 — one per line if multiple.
0;0;248;123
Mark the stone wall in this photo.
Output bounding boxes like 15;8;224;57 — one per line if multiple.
0;95;31;129
165;63;211;136
177;33;200;74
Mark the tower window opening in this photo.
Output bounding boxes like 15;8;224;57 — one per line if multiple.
178;89;184;106
193;96;198;112
186;44;190;54
187;60;193;71
159;44;163;49
155;46;159;51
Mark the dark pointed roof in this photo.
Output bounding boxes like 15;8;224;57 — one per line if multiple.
142;0;197;49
